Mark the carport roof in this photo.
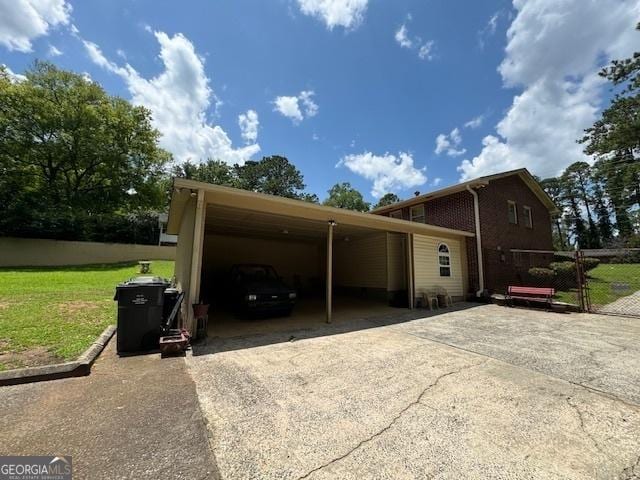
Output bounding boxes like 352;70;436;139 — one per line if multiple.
167;178;475;239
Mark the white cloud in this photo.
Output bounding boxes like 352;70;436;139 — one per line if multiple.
116;48;126;59
435;127;466;157
338;151;427;198
464;115;484;129
459;0;640;181
478;11;502;50
487;12;500;35
83;31;260;165
296;0;368;30
273;96;303;122
431;177;443;187
299;90;318;117
1;64;26;82
393;21;435;61
0;0;71;52
418;41;434;61
48;44;62;56
273;90;318;123
395;24;412;49
238;109;259;144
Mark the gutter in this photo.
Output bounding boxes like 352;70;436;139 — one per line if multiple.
466;185;485;296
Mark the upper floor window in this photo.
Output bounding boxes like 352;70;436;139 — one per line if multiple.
438;243;451;277
508;200;518;224
410;205;425;223
389;210;403;220
523;206;533;228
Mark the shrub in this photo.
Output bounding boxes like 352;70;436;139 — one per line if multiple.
550;261;576;275
528;267;555;284
582;257;600;272
550;261;577;288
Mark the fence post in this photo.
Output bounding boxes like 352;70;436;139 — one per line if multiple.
575;249;587;312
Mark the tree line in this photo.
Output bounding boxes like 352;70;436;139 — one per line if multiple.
0;62;395;244
540;24;640;250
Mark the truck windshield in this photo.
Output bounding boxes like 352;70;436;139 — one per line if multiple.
235;266;278;281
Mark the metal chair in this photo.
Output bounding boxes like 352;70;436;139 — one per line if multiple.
422;290;439;311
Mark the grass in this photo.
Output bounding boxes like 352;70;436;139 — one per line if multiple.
0;260;174;371
554;263;640;306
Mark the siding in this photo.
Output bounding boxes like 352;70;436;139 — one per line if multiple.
413;234;464;298
386;233;406;291
334;233;387;289
201;234;321;291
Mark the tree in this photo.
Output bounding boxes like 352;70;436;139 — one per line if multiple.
0;62;170;240
323;183;370;212
235;155;306;199
374;193;400;209
171;155;319;202
541;177;568;249
580;24;640;242
562;162;600;248
172;159;237;187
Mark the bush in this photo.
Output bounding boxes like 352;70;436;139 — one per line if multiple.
582;257;600;272
528;267;555;283
550;261;576;275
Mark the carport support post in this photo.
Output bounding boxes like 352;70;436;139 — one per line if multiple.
407;233;414;309
326;220;335;323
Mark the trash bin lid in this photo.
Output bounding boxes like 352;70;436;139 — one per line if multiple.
120;276;170;287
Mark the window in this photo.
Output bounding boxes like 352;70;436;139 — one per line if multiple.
438;243;451;277
389;210;403;220
410;205;425;223
523;206;533;228
508;200;518;224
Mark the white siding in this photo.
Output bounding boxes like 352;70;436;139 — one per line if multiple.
386;233;406;291
334;233;387;289
413;234;464;298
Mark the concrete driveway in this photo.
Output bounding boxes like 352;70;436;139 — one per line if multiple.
189;304;640;480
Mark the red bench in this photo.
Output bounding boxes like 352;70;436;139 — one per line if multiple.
507;286;555;309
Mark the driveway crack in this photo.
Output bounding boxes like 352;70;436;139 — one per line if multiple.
620;454;640;480
565;396;607;458
296;358;489;480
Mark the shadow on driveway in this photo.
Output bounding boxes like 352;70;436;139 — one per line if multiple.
0;339;219;480
192;302;482;356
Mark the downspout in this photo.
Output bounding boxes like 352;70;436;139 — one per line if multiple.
466;185;485;297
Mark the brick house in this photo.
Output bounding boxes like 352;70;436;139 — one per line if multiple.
371;169;559;296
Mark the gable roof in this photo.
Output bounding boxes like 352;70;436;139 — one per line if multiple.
371;168;560;215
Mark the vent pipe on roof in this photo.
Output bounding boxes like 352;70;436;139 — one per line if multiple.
466;185;485;297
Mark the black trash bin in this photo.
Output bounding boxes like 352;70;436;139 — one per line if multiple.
114;276;170;354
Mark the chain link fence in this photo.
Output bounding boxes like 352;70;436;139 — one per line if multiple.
505;248;640;317
579;248;640;317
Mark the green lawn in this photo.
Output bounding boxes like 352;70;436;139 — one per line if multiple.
0;261;174;371
554;263;640;307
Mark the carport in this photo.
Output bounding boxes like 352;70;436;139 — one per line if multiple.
166;178;474;335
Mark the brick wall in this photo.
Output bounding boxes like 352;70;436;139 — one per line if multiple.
477;175;554;292
383;190;475;233
376;174;554;294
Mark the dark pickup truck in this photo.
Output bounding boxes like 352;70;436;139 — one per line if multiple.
229;264;297;317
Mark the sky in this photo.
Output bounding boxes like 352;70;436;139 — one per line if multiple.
1;0;639;203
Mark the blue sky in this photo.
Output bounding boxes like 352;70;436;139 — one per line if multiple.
1;0;639;203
